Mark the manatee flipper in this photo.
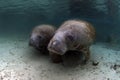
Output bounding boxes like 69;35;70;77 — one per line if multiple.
49;52;63;63
78;45;90;64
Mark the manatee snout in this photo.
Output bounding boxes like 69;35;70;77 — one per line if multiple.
48;39;67;55
29;35;43;50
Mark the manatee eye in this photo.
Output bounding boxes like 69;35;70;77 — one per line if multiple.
66;34;74;42
37;35;43;42
38;35;42;39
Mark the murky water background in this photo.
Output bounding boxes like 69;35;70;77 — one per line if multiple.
0;0;120;43
0;0;120;80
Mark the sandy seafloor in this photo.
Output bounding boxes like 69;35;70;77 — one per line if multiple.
0;34;120;80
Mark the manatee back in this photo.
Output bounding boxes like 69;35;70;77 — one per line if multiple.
58;20;96;46
32;25;56;40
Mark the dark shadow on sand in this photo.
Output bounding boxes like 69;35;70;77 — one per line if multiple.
62;50;84;68
27;45;85;68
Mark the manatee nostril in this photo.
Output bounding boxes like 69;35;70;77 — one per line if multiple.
51;41;59;50
52;40;59;46
52;41;57;46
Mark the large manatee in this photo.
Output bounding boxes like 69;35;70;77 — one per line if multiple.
48;20;95;63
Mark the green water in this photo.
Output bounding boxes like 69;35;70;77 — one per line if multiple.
0;0;120;43
0;1;120;79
